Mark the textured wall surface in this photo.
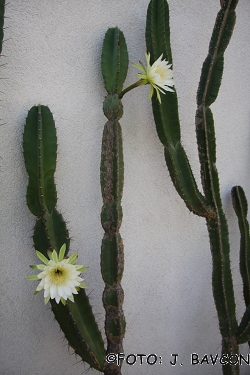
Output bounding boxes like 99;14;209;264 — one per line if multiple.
1;1;250;375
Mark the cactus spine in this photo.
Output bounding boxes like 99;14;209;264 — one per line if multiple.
23;105;105;372
146;0;250;374
101;27;128;375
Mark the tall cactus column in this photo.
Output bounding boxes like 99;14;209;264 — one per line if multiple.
0;0;5;56
101;27;128;375
195;1;239;372
145;0;245;374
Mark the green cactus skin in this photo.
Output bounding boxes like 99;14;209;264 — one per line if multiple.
101;28;128;375
0;0;5;56
195;5;239;371
232;186;250;309
145;0;248;374
23;105;69;255
101;27;128;95
231;186;250;345
23;105;105;372
146;0;209;218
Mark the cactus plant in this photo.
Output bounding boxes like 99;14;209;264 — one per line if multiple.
22;1;249;375
23;27;129;375
23;105;105;372
101;27;128;375
145;0;250;374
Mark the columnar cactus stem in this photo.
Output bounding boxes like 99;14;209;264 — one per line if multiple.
232;186;250;309
23;105;105;372
101;28;128;375
195;4;239;371
145;0;249;374
0;0;5;56
101;116;125;375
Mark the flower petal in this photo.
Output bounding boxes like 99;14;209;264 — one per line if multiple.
68;252;78;265
26;275;39;280
51;250;58;263
44;295;50;305
132;61;146;74
75;265;88;272
36;251;49;265
58;244;66;262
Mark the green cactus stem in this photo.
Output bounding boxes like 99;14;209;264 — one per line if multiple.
23;105;105;372
145;0;209;218
231;186;250;346
145;0;247;374
195;3;239;366
232;186;250;309
0;0;5;56
101;27;128;375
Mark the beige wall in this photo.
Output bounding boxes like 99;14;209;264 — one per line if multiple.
1;1;250;374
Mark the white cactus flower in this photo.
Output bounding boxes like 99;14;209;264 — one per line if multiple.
26;244;88;305
133;52;174;103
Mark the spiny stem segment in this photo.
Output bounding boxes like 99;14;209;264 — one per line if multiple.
195;2;238;359
146;0;247;374
232;186;250;309
0;0;5;56
23;105;105;372
146;0;209;218
101;27;128;95
232;186;250;345
101;28;128;375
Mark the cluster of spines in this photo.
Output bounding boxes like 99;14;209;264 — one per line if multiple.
101;27;128;375
23;105;105;372
146;0;250;374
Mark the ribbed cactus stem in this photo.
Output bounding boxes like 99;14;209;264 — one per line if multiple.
232;186;250;308
146;0;243;374
101;27;128;375
101;96;125;375
195;4;239;372
0;0;5;56
23;105;105;372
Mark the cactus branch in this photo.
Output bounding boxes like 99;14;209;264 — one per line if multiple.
146;0;209;218
0;0;5;56
23;105;105;372
232;186;250;308
101;28;128;375
232;186;250;346
146;0;241;374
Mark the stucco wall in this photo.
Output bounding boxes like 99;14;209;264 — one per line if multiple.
1;1;250;374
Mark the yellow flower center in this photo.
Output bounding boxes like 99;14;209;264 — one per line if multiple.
48;264;70;285
155;66;167;80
